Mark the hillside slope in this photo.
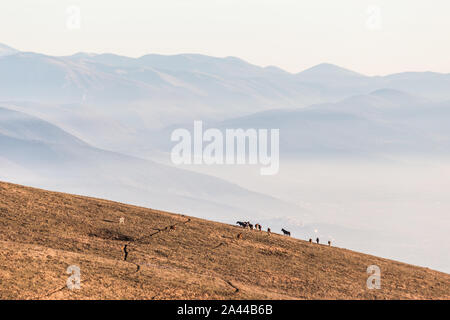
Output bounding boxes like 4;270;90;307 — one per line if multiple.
0;181;448;299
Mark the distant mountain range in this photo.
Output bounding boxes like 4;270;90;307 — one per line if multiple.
1;42;449;157
1;43;450;116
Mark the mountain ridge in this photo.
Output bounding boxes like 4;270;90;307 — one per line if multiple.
2;42;450;109
3;42;450;77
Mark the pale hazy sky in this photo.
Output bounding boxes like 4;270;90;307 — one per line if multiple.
1;0;449;75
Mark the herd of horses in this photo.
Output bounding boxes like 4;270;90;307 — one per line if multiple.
236;221;332;246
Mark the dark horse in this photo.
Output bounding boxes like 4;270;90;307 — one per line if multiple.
236;221;247;228
281;228;291;236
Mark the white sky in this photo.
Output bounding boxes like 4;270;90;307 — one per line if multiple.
1;0;449;75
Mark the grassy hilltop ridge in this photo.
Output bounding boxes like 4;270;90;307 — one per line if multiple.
0;181;448;299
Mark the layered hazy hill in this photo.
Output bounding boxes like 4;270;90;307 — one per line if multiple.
209;89;450;157
140;88;450;160
0;107;303;225
0;181;448;300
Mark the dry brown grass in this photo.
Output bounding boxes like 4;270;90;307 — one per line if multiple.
0;181;448;300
